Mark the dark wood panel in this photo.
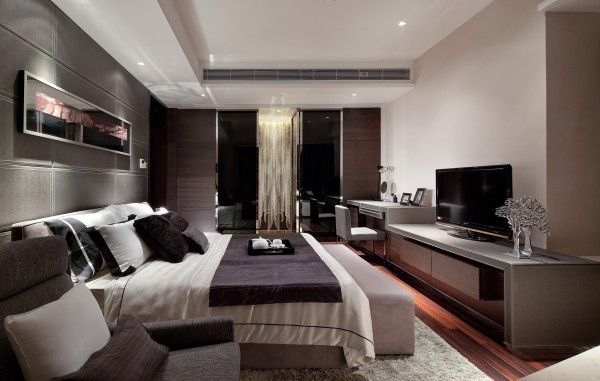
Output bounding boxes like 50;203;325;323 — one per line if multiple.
0;27;54;98
342;173;379;202
0;0;55;55
343;140;380;174
342;108;381;141
55;8;117;94
149;96;168;208
177;109;216;142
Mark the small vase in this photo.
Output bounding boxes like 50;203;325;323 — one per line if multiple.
512;227;521;258
522;226;533;256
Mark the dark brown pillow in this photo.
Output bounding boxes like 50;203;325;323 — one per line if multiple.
162;211;189;232
134;215;189;263
54;315;168;381
183;224;210;254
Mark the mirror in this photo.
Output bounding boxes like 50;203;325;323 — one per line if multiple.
22;71;131;155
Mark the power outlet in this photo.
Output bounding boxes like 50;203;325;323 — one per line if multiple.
139;159;147;169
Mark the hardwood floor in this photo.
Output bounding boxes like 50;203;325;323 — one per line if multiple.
335;244;557;380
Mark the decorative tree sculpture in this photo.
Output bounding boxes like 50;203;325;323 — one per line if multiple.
496;196;550;258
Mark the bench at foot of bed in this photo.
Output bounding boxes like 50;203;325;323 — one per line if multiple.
323;243;415;356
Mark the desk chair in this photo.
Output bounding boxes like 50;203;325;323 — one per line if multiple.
335;205;386;256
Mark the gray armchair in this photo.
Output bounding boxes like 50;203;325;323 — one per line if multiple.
0;236;240;381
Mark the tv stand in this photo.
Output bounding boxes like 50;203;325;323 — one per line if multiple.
447;228;494;242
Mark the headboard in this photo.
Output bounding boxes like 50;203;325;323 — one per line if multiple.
11;208;103;241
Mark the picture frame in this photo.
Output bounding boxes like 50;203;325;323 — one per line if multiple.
400;193;412;205
22;71;131;155
412;188;426;206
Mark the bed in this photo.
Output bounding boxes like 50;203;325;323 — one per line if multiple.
11;204;376;369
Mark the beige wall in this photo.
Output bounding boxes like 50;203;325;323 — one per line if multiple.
381;0;547;247
546;12;600;257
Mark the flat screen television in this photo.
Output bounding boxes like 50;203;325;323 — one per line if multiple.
436;164;512;241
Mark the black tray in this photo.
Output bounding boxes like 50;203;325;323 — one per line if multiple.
247;239;294;255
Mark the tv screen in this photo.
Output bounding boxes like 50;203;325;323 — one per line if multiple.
436;164;512;240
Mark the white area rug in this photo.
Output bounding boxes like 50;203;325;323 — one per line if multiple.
240;317;491;381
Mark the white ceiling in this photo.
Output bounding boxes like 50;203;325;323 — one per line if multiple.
50;0;498;109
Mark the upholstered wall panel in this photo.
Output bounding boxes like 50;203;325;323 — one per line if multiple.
116;174;148;204
0;27;54;98
0;166;52;227
53;140;116;170
116;102;149;145
0;0;55;54
116;67;150;117
54;171;115;214
0;98;53;164
117;141;148;173
0;0;149;234
55;63;116;113
54;9;117;94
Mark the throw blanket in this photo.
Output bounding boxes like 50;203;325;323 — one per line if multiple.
90;233;374;367
209;234;343;306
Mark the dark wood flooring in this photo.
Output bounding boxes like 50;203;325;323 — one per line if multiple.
336;244;557;380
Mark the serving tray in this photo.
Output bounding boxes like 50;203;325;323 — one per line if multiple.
247;239;294;255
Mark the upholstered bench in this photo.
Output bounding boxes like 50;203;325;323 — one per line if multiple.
323;244;415;355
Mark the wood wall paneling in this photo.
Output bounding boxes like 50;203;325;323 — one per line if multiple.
342;108;381;202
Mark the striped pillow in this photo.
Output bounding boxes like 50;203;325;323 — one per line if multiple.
46;218;103;281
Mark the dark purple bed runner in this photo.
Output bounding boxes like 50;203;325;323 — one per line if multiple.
209;234;343;307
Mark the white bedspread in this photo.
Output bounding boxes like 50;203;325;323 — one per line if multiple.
88;233;374;367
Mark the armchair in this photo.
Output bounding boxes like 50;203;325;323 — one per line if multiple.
0;236;240;381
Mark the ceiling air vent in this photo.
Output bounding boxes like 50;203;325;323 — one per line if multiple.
203;68;410;81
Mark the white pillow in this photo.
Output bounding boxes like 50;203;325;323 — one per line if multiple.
106;202;154;219
94;220;153;276
4;283;110;381
73;209;125;227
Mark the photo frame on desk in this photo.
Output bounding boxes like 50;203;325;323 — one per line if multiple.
412;188;426;206
400;193;412;205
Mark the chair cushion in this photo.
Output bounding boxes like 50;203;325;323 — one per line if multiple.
4;283;110;381
349;227;386;241
55;315;168;381
152;343;240;381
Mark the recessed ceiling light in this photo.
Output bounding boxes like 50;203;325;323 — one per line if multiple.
276;109;281;112
398;21;407;27
352;93;357;96
200;94;206;97
137;62;145;66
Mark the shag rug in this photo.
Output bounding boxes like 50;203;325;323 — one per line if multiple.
240;318;491;381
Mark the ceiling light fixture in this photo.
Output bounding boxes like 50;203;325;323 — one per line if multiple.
137;62;145;66
200;94;206;97
352;93;357;96
398;21;407;27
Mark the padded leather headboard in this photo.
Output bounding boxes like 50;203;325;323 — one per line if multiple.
11;208;103;241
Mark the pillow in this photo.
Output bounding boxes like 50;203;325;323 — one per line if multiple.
46;218;103;281
183;224;210;254
89;220;153;276
53;315;168;381
162;211;189;232
106;202;154;220
133;215;189;263
4;283;110;381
